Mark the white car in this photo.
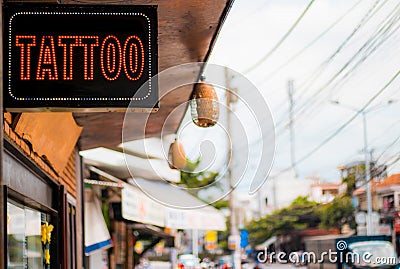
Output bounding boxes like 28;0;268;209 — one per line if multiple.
177;254;201;269
347;241;398;269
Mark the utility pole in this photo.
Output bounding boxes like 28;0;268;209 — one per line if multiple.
225;67;241;269
330;100;397;235
363;112;373;235
288;80;297;177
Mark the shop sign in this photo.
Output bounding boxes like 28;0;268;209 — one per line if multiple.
3;4;158;111
121;184;165;227
205;230;218;250
377;224;391;235
395;214;400;233
165;208;226;231
228;235;240;250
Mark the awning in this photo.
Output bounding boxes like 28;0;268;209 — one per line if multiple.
72;0;234;150
84;161;226;231
81;147;180;182
255;236;277;251
84;188;113;255
130;223;174;246
122;183;166;227
129;178;226;231
123;179;226;231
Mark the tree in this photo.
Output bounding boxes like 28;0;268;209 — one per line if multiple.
340;161;387;196
211;199;229;210
180;157;219;196
319;195;355;231
341;163;364;196
246;196;321;246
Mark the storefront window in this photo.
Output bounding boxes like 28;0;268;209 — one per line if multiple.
383;195;395;212
7;200;49;269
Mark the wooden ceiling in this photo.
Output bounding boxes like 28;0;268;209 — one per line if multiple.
68;0;233;150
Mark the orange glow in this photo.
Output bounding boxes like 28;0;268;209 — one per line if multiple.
79;36;99;80
15;36;36;80
58;36;79;80
14;35;145;81
123;35;144;81
100;35;122;81
36;36;59;80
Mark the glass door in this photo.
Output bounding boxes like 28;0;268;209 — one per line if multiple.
7;200;50;269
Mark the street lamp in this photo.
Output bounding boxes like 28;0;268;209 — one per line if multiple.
330;100;396;235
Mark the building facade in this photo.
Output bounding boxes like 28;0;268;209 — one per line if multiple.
0;0;233;268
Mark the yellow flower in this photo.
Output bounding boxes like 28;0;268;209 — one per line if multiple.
44;249;50;264
41;222;54;244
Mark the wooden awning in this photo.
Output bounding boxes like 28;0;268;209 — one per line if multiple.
72;0;233;150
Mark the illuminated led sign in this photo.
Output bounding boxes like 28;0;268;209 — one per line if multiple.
3;4;158;111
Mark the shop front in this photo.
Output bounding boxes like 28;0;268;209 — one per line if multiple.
4;146;58;268
2;113;83;269
83;166;226;269
1;0;233;268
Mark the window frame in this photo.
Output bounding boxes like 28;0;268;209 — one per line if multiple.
4;186;60;269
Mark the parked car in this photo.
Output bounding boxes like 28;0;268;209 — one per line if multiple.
177;254;201;269
345;241;398;269
305;235;399;269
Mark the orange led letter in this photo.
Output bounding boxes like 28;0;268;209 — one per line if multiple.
79;36;99;80
36;36;59;80
100;35;122;81
58;36;79;80
123;36;144;81
15;36;36;80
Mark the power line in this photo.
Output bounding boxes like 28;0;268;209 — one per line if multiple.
375;133;400;162
297;0;382;92
292;0;390;101
273;2;400;134
243;0;316;74
291;0;392;114
270;68;400;179
295;68;400;164
257;0;363;85
369;118;400;145
255;1;395;144
290;0;386;101
233;2;400;178
331;118;400;170
381;150;400;168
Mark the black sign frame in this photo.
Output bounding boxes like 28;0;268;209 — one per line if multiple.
3;3;158;112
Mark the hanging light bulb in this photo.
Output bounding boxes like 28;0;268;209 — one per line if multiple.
190;79;219;128
168;139;187;170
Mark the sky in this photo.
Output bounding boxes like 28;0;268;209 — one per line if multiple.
178;0;400;204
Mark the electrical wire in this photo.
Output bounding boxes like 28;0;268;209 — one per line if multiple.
375;133;400;162
243;0;316;74
297;68;400;162
380;150;400;168
229;1;400;179
270;68;400;179
292;0;394;115
291;0;386;100
273;2;400;135
257;0;363;85
254;0;394;142
369;118;400;145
